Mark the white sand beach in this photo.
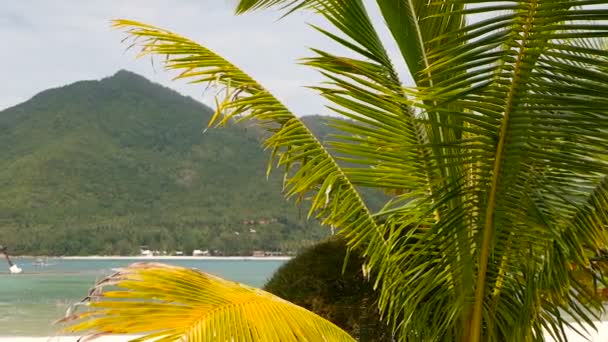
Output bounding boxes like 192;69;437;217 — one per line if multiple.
57;256;292;261
2;323;607;342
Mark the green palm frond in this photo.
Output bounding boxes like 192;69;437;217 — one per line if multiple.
237;1;436;196
236;0;320;15
235;5;463;336
235;1;608;341
110;20;384;252
229;4;414;199
409;3;608;340
535;177;608;341
60;263;355;341
376;0;465;86
68;1;608;341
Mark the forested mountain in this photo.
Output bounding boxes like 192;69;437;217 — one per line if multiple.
0;70;339;256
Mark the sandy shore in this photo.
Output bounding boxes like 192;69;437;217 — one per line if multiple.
56;255;292;261
2;322;607;342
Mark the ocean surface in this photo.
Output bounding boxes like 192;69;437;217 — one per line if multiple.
0;257;286;336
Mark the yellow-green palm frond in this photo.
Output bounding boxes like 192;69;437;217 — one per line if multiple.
111;20;385;252
60;262;355;341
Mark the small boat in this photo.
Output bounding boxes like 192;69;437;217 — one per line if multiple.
32;257;50;267
9;264;22;274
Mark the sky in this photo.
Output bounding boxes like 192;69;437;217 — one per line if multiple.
0;1;411;116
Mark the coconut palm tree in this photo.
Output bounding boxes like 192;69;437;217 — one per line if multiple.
62;1;608;341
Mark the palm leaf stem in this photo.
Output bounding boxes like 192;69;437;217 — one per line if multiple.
470;1;539;340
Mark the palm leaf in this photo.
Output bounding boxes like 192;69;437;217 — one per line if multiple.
407;3;608;341
68;1;608;341
111;20;384;251
237;1;608;340
236;0;437;195
234;4;477;337
376;0;465;86
59;263;355;341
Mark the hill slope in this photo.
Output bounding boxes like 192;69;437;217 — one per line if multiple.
0;70;330;256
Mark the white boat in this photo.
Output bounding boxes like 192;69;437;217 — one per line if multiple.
9;264;22;274
32;257;50;267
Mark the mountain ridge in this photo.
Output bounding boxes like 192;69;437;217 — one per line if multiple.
0;70;331;256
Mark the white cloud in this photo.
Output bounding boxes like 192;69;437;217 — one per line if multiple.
0;1;413;116
6;2;604;116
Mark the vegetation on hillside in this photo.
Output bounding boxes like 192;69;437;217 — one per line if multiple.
0;71;333;255
65;1;608;341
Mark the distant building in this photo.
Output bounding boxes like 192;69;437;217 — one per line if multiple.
175;251;184;256
192;249;210;256
252;251;265;257
140;248;153;257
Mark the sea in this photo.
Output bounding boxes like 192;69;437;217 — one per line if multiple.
0;257;286;337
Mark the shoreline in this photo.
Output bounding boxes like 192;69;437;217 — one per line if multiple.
17;255;292;261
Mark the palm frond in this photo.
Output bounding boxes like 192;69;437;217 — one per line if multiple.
111;20;384;252
60;263;355;341
103;1;608;341
235;0;314;15
403;2;608;341
234;5;461;329
237;0;436;197
376;0;465;86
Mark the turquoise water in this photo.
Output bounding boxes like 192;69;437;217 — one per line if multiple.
0;258;285;336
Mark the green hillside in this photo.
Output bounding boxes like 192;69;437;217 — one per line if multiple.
0;70;332;256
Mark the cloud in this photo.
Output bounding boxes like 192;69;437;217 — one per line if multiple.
0;1;412;116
